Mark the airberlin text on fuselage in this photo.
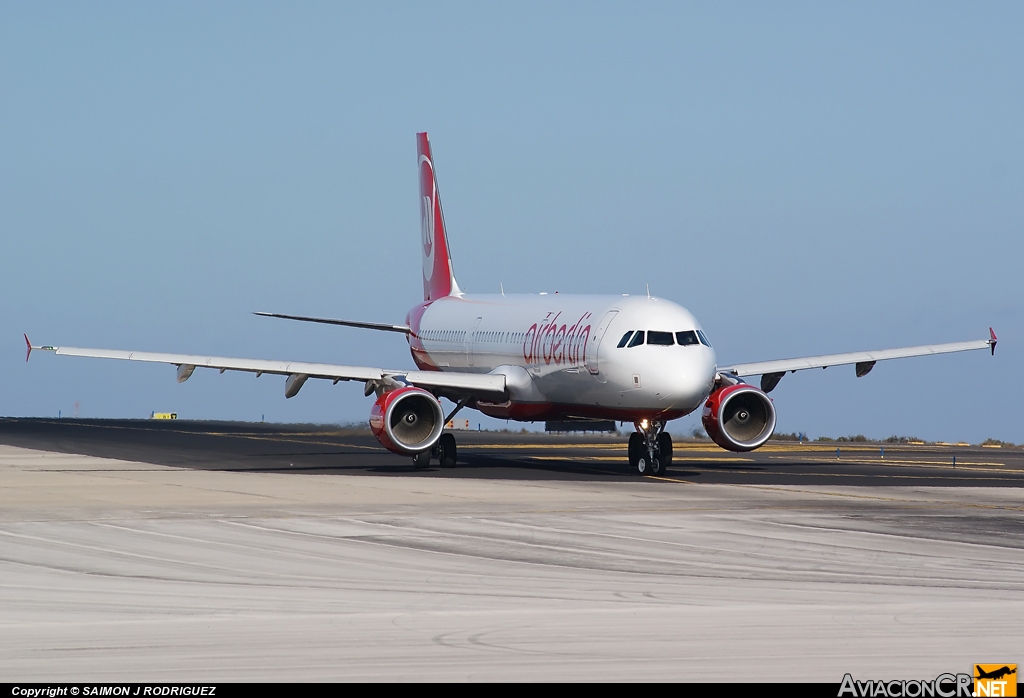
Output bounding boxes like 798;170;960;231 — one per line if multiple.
523;311;592;366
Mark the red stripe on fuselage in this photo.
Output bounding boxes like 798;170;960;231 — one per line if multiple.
475;400;692;423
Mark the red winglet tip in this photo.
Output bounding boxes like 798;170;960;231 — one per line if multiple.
24;334;32;362
989;327;997;342
989;327;998;356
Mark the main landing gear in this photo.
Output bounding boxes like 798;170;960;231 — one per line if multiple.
628;421;672;476
412;432;457;469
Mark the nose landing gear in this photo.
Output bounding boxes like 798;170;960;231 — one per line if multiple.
628;420;672;476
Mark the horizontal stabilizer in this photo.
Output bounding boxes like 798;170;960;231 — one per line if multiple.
254;312;411;334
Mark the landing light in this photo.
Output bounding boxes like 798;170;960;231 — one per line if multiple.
640;419;648;429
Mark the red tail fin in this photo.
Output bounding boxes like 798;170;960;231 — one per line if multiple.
417;132;460;301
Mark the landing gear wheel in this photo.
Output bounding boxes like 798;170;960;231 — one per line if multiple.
636;455;648;475
628;432;643;474
412;450;431;469
649;457;661;476
438;433;457;468
657;432;673;473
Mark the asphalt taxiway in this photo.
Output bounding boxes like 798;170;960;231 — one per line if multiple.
1;418;1022;681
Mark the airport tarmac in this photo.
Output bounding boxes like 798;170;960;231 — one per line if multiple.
0;418;1022;681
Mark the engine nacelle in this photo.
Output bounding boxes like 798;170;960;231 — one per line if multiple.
369;386;445;455
702;383;776;452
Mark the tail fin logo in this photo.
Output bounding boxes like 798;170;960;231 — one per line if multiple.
416;132;459;300
419;154;436;282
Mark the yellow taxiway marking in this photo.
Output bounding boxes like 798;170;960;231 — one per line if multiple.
650;472;1024;492
222;434;381;450
849;458;1006;467
529;455;753;463
648;475;702;484
770;454;1007;464
736;444;1000;453
528;455;621;461
673;458;755;462
690;469;1024;480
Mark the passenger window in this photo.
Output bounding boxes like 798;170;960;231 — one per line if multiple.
647;331;674;346
628;331;645;348
616;331;634;348
676;330;699;346
696;330;712;347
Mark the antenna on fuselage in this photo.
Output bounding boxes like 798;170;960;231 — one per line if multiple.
500;282;505;296
646;283;650;298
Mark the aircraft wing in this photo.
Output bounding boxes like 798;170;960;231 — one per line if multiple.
720;329;996;392
24;338;506;399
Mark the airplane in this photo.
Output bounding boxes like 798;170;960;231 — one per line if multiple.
975;666;1016;681
25;132;998;476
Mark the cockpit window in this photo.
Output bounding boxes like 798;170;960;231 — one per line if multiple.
616;331;634;348
676;330;699;346
647;331;674;346
696;330;712;347
627;330;645;347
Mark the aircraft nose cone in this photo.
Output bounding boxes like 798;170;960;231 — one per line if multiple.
667;361;714;411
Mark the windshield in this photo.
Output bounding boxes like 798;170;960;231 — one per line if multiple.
676;330;699;346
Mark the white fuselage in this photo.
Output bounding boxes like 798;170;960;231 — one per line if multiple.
407;293;718;422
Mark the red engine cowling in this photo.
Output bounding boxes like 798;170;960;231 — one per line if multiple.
369;386;445;455
702;383;776;452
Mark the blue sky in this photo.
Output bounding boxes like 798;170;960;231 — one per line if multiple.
3;3;1021;442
